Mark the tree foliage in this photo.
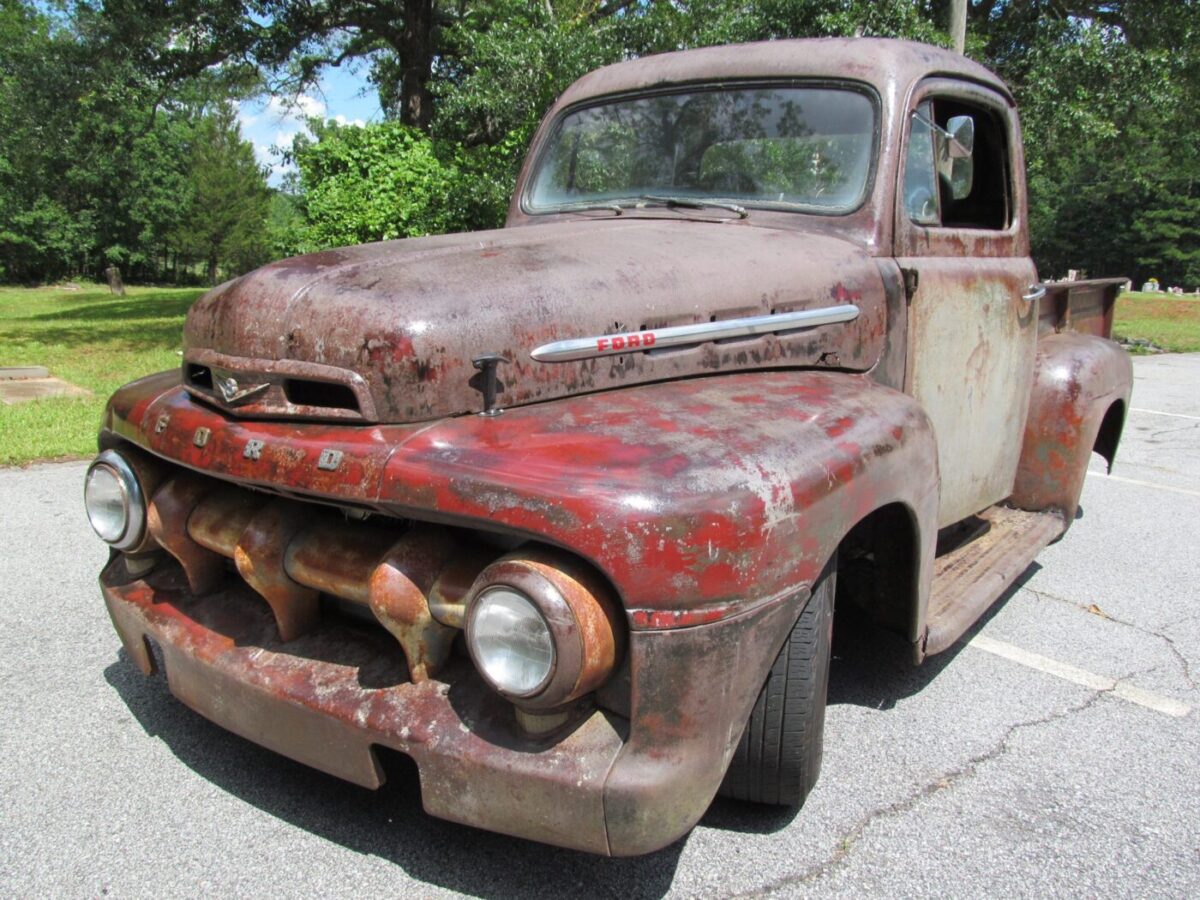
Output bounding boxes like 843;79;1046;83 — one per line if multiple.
289;119;460;246
978;2;1200;284
0;1;272;283
4;0;1200;286
175;105;271;283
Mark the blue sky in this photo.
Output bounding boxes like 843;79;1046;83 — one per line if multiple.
237;65;382;185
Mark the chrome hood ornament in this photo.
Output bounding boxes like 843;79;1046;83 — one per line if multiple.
214;371;270;406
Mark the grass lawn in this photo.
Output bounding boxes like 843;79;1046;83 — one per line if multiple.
1114;290;1200;353
0;284;204;465
1;283;1197;466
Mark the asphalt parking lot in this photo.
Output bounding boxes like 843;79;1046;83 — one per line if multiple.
1;353;1197;898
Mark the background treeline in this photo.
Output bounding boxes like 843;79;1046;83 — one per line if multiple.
2;0;1198;287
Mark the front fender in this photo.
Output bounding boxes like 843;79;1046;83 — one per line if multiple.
380;370;939;625
104;369;938;623
1011;333;1132;524
377;369;941;854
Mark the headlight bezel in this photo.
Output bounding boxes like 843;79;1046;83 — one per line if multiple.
85;449;149;551
464;549;624;712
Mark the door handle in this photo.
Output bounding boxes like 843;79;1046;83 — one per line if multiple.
1022;284;1046;303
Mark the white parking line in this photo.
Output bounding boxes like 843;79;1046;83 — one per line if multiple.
968;633;1192;718
1086;471;1200;499
1129;408;1200;421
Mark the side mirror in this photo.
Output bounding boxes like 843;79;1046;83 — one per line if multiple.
946;115;974;159
940;115;974;200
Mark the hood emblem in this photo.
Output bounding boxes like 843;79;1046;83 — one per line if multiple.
529;304;861;363
215;372;270;406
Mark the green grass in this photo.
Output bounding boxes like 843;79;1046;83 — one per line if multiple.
0;284;204;465
1114;290;1200;354
1;283;1197;465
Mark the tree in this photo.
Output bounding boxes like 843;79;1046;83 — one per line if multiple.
0;2;272;283
986;4;1200;282
289;118;462;246
7;0;1198;287
175;106;270;283
1134;198;1200;288
89;1;451;129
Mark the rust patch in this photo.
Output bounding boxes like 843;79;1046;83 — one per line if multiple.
1012;332;1132;523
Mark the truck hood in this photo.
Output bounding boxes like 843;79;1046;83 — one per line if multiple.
183;218;888;424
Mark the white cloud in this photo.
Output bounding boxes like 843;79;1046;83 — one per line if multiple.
240;93;327;132
244;130;302;180
239;94;331;183
238;72;379;185
288;93;327;120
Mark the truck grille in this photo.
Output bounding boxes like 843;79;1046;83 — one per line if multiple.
146;472;496;681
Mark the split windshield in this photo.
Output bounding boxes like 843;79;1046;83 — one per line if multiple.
526;84;877;215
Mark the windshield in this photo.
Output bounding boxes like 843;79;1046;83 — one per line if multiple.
526;85;877;215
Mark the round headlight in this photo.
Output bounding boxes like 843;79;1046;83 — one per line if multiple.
84;450;148;551
468;587;555;697
465;548;625;712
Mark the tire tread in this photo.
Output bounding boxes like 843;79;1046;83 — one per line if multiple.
718;557;835;806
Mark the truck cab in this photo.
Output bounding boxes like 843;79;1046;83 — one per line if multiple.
85;38;1131;856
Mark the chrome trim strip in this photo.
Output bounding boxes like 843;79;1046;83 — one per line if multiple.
530;304;861;363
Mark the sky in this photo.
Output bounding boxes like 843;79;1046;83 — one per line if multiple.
237;65;382;186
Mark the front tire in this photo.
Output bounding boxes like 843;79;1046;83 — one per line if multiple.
719;556;835;806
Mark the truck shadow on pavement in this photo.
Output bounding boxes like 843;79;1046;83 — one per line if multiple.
104;653;688;898
100;563;1037;897
827;563;1040;710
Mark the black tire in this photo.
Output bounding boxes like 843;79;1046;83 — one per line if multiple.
719;556;835;806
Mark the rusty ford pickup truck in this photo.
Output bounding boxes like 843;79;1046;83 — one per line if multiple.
85;38;1132;856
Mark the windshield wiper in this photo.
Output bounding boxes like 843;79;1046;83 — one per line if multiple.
551;201;624;215
637;195;749;219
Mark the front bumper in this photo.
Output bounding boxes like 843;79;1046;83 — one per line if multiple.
102;554;626;855
102;552;802;856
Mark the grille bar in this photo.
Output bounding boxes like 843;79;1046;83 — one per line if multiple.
146;474;494;681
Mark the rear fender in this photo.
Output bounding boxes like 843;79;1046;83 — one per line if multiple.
1011;333;1132;524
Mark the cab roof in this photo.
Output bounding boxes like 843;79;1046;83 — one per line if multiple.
557;37;1012;108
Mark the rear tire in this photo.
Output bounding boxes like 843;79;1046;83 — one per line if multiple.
719;556;835;806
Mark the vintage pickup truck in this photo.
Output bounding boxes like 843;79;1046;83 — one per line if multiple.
86;38;1132;856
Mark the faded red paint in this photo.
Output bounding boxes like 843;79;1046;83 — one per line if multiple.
100;559;623;854
181;222;888;424
104;367;939;618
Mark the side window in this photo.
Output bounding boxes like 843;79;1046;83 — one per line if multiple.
905;98;1010;230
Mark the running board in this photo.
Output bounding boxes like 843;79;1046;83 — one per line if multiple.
923;505;1066;657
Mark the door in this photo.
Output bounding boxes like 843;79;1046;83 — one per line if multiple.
896;80;1040;527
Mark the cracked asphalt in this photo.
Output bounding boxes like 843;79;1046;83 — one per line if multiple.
2;353;1197;898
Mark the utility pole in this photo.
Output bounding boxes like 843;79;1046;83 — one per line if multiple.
951;0;967;54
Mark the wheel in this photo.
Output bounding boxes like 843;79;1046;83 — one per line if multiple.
719;555;835;806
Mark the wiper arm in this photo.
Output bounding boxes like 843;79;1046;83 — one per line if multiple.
551;201;624;215
638;195;749;219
